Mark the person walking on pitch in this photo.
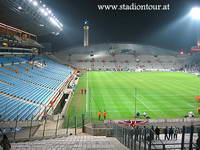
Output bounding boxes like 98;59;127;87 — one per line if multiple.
98;111;101;120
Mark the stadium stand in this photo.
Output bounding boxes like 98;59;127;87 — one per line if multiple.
0;45;199;149
0;95;39;121
13;35;42;48
0;56;74;121
0;35;18;47
0;35;42;48
53;44;182;71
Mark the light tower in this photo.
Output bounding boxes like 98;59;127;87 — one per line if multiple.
83;21;89;47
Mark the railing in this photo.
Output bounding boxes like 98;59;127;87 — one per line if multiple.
111;122;200;150
0;114;87;142
0;47;33;55
1;113;200;150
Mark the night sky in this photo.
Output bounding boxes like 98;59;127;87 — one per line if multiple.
39;0;200;51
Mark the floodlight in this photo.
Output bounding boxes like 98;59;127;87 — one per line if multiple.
49;17;57;25
190;7;200;19
40;8;45;13
48;9;52;14
18;6;22;10
49;17;63;30
39;8;48;16
44;12;48;16
43;4;46;7
32;1;38;6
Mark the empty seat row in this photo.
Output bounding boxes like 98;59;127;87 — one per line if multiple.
0;95;40;121
0;56;74;121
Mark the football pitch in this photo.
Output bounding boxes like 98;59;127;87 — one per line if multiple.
66;71;200;122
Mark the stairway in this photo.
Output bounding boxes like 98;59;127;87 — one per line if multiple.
11;135;129;150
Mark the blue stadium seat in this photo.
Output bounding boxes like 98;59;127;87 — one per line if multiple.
0;56;74;121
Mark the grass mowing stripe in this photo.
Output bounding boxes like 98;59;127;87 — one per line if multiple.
65;71;200;124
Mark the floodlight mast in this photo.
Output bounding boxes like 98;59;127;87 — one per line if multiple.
83;21;89;47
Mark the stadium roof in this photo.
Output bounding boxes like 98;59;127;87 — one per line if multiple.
1;0;200;51
0;0;63;36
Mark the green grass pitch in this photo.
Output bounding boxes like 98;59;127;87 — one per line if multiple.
66;71;200;123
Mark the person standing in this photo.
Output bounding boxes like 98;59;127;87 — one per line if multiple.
80;89;83;94
98;111;101;120
164;126;169;140
84;89;87;94
196;133;200;150
155;126;160;140
0;135;11;150
150;126;154;141
169;126;174;140
174;127;178;140
135;126;139;141
103;110;107;120
198;107;200;114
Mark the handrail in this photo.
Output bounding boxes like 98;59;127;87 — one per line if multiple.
111;122;200;150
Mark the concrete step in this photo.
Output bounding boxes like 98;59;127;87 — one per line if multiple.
11;136;128;150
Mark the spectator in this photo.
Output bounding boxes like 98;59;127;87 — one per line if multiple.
196;133;200;150
169;126;174;140
0;135;11;150
155;126;160;140
150;126;154;140
174;127;178;140
164;126;169;140
135;126;139;141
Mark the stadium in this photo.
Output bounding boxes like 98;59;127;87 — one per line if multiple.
0;0;200;150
